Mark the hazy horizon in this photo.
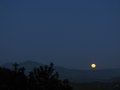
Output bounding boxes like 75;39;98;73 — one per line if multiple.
0;59;120;70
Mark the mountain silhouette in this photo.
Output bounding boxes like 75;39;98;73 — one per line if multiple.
1;61;120;83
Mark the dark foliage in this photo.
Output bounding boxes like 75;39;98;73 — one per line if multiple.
0;63;73;90
72;81;120;90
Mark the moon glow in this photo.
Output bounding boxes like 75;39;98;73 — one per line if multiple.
91;64;96;69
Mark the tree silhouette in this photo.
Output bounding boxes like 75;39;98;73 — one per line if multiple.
0;62;73;90
13;62;19;72
28;62;73;90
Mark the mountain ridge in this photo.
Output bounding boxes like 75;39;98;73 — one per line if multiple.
1;60;120;83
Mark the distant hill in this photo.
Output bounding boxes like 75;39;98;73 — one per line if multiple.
1;61;120;83
1;61;43;73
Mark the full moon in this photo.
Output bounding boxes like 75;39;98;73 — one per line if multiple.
91;64;96;69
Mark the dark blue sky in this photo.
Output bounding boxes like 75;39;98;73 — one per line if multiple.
0;0;120;69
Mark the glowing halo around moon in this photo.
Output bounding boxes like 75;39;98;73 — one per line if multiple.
91;64;96;69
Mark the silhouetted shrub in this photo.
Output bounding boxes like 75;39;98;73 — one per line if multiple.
0;62;73;90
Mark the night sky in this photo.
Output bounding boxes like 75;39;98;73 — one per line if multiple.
0;0;120;69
